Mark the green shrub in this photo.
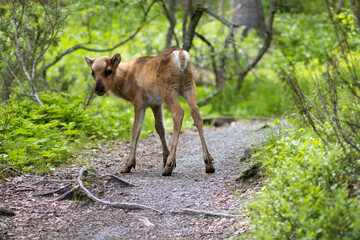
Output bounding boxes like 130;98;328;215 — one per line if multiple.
249;124;360;239
0;92;133;173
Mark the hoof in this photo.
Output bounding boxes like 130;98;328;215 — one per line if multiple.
121;164;135;173
162;165;173;176
205;164;215;173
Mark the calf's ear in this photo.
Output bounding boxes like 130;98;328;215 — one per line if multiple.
83;56;95;67
110;53;121;67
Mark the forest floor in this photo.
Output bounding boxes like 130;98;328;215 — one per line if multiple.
0;120;268;240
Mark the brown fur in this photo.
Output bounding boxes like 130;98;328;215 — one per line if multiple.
84;46;215;176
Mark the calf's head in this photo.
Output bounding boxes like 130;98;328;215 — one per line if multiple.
83;53;121;96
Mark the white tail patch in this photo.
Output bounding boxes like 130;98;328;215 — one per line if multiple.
172;50;190;71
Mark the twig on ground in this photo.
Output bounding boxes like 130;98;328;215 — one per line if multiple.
100;175;135;187
76;168;162;213
0;207;16;216
56;187;78;201
171;208;244;218
14;188;35;192
34;184;72;197
1;167;18;174
32;180;75;185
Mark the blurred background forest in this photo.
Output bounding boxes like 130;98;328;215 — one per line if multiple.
1;0;360;238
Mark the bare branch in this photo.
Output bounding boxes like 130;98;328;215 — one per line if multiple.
196;25;235;105
194;32;218;85
12;0;33;87
202;7;238;28
197;90;221;106
171;208;244;218
32;0;63;81
43;0;157;79
0;53;27;94
235;0;279;90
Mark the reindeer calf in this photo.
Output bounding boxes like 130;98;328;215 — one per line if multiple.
84;46;215;176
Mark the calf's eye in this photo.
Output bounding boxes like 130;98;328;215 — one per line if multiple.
105;69;112;77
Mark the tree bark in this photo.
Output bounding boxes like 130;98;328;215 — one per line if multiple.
230;0;266;37
163;0;177;48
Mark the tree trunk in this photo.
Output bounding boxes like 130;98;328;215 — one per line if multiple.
165;0;176;48
230;0;266;37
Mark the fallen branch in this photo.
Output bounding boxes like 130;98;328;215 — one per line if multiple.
76;168;162;213
171;208;244;218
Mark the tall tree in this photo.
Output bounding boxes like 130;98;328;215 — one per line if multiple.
230;0;266;37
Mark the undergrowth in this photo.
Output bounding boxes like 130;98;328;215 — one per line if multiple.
247;122;360;239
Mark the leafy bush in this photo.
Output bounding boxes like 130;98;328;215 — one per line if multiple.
0;92;133;173
247;8;360;239
249;123;360;239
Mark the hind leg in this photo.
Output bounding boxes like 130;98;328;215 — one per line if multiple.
151;105;170;167
162;93;184;176
182;87;215;173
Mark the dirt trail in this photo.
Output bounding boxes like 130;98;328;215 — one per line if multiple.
1;121;266;240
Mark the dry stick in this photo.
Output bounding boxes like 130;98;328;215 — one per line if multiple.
172;208;244;218
56;187;78;201
32;180;75;185
34;183;72;197
100;175;135;187
76;168;162;213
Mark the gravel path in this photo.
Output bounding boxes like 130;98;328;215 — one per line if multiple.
1;121;266;240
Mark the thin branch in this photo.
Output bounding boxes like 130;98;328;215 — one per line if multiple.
0;53;27;94
194;32;218;84
197;90;221;106
202;7;238;28
12;0;33;87
235;0;279;90
43;0;157;79
196;25;235;105
32;0;63;80
171;208;244;218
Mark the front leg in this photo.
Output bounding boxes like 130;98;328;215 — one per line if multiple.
121;105;145;173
